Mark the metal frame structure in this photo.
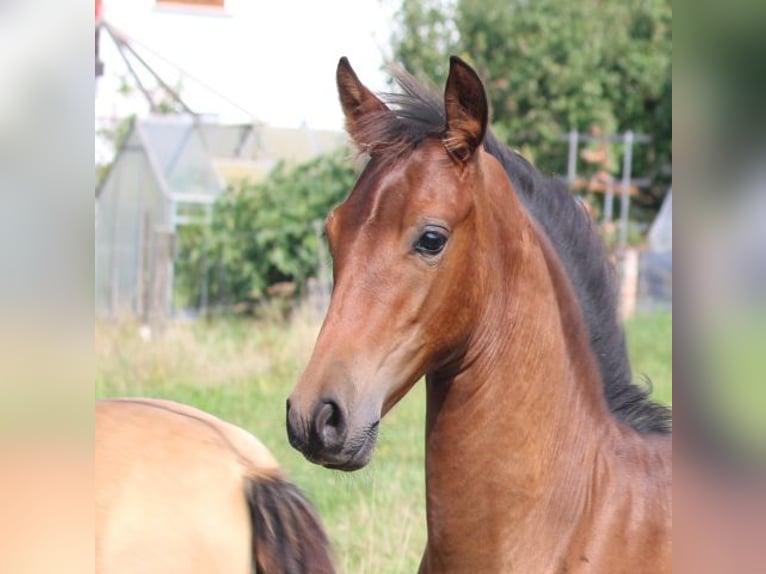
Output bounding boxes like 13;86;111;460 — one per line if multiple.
561;130;652;251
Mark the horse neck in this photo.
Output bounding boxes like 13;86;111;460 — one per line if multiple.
422;159;619;570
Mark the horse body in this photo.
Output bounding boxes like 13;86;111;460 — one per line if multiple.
286;56;671;572
422;330;671;572
418;150;671;573
96;398;334;574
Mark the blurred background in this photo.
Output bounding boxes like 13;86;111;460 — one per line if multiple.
13;0;766;572
91;1;673;572
94;0;672;327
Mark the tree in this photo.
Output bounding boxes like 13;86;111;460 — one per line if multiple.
390;0;671;215
390;0;459;87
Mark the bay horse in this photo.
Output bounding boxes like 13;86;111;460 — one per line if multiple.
96;398;335;574
286;57;672;572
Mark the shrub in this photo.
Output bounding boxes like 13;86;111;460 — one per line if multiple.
175;150;358;311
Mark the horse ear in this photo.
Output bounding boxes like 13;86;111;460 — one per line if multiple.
337;57;391;149
443;56;488;163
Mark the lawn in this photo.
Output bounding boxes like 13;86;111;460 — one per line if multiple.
96;308;671;573
624;310;673;406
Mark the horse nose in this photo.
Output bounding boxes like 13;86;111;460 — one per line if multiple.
287;399;348;462
286;397;348;458
286;398;304;451
313;399;347;450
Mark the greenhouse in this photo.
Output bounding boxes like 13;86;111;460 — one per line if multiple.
95;114;344;324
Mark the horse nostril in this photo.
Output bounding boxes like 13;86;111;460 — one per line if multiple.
314;400;346;447
316;401;337;431
316;401;339;428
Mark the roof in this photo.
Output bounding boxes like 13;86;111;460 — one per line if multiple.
98;114;347;199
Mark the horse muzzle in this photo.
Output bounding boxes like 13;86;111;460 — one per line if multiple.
286;397;379;471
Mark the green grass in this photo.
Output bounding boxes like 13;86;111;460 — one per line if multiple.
624;310;673;405
96;309;671;573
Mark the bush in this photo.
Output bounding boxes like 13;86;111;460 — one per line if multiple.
175;150;358;311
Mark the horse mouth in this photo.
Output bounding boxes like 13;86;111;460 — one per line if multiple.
321;421;380;472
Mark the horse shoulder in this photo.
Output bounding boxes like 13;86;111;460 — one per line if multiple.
578;429;672;573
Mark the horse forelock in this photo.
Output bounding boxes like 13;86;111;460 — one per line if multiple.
349;67;670;435
247;476;335;574
348;69;445;162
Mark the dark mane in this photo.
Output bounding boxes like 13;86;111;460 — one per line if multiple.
357;68;670;434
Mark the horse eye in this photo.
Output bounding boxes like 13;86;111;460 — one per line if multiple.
415;230;448;256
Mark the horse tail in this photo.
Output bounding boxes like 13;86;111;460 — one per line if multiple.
245;473;335;574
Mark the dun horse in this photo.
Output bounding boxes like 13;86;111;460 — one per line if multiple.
96;398;335;574
286;57;671;572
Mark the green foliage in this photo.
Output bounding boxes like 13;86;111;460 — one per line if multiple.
391;0;672;213
175;151;357;310
391;0;459;85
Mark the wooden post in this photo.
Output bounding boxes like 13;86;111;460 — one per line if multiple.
150;228;175;335
139;212;152;325
619;248;639;320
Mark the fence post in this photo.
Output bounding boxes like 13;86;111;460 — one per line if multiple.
149;228;175;335
313;219;331;313
619;248;639;320
619;130;634;251
566;129;579;190
198;234;209;316
616;131;636;320
139;212;151;324
603;181;615;224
